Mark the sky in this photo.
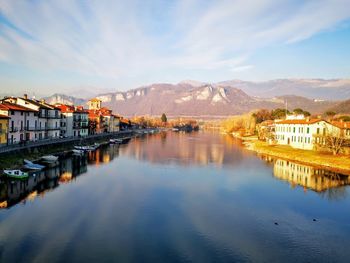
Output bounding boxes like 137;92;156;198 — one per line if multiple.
0;0;350;97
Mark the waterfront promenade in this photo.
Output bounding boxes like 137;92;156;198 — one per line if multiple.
0;130;135;155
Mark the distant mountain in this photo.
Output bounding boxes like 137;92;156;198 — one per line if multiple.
42;78;350;117
326;99;350;114
43;94;87;106
94;83;336;117
218;79;350;100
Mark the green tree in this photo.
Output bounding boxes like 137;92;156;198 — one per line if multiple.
293;108;304;114
161;113;167;123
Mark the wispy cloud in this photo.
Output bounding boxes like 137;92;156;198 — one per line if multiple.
0;0;349;91
230;65;254;72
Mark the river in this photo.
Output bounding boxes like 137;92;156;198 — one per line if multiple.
0;131;349;262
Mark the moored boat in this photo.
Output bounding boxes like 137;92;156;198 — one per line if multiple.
23;159;45;170
3;170;29;179
40;155;59;163
72;149;86;156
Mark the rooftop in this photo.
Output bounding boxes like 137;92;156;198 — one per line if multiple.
0;102;37;112
275;119;322;125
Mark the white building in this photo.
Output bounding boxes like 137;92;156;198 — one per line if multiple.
0;102;38;144
274;115;347;150
56;104;89;137
5;95;61;140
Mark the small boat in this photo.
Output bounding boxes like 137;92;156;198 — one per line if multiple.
40;155;59;163
109;139;121;144
74;145;89;151
74;143;99;152
72;149;85;156
3;170;29;179
23;159;45;170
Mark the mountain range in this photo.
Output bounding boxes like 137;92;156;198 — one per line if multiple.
42;79;350;118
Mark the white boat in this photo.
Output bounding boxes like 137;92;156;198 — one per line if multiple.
23;159;45;170
72;149;85;156
109;139;120;144
74;143;100;152
74;145;89;151
40;155;59;163
3;170;29;179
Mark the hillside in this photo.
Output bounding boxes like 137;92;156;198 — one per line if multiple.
326;99;350;114
218;79;350;100
42;79;348;117
93;83;336;117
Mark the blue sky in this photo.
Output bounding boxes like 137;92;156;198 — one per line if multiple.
0;0;349;97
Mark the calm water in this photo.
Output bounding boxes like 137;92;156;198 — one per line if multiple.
1;132;350;262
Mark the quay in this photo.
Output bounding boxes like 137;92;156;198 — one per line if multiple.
0;130;135;155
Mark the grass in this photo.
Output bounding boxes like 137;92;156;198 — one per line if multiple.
247;140;350;174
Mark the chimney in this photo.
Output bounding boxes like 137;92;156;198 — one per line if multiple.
24;94;28;99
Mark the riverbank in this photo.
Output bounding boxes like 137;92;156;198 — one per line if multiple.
243;139;350;174
0;129;160;170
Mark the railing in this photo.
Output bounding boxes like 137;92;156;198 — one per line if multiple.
46;126;61;130
9;127;18;133
0;130;135;154
25;126;46;131
47;115;60;119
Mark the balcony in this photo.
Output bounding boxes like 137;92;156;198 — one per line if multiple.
38;113;48;118
47;115;60;119
46;126;61;130
9;127;18;133
25;126;46;131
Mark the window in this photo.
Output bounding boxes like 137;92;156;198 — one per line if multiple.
293;127;296;133
11;111;14;115
317;128;320;134
307;127;309;134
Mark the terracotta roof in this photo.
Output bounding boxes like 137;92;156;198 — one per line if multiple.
276;119;322;125
55;104;75;113
0;114;10;119
89;98;102;102
331;121;350;129
0;102;37;112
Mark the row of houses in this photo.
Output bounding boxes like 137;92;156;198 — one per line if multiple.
258;114;350;151
0;95;128;147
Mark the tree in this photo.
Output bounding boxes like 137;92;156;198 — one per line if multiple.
293;108;304;114
252;109;272;124
325;111;336;118
271;108;290;119
314;125;349;155
161;113;167;123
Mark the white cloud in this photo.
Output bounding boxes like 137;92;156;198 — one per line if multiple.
0;0;349;85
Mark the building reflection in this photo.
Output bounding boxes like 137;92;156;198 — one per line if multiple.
273;158;350;196
119;132;248;167
0;156;89;209
87;144;120;166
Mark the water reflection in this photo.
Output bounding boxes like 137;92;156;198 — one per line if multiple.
120;131;249;167
0;132;350;262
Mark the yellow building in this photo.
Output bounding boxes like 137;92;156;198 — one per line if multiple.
0;114;9;146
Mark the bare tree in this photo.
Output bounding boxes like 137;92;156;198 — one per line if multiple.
314;125;349;155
